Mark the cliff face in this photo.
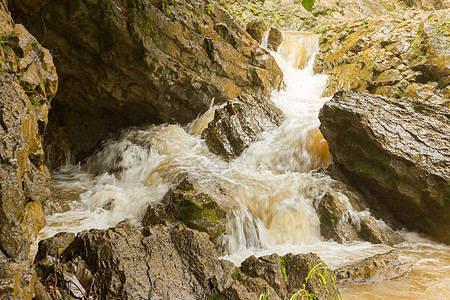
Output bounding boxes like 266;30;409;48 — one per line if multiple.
0;2;57;298
11;0;284;164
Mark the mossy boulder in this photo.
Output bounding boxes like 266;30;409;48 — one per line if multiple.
143;179;227;246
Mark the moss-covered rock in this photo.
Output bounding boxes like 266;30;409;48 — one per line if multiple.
143;179;227;246
239;252;341;300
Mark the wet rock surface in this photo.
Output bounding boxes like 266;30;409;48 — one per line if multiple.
335;250;412;285
0;3;57;299
11;0;284;163
246;19;267;44
239;252;340;300
315;9;450;107
34;225;341;300
202;94;285;161
315;187;404;246
142;179;227;246
319;91;450;244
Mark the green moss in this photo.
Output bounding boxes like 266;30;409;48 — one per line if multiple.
231;267;241;281
280;256;291;283
208;294;224;300
281;264;287;283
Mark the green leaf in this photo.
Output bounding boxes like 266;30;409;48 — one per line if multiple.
302;0;315;12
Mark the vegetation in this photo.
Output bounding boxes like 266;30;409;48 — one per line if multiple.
302;0;315;12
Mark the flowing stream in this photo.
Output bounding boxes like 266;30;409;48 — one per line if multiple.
36;32;450;299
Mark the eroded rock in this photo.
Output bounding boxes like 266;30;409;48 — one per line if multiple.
239;252;341;300
202;94;286;161
315;9;450;108
319;91;450;244
11;0;284;163
0;4;57;298
334;250;412;285
246;19;267;44
34;225;341;300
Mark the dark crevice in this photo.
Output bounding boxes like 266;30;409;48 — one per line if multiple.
0;113;7;132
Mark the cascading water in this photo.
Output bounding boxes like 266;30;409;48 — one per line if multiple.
36;32;450;299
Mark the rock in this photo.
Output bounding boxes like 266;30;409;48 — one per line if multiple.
268;27;283;51
334;250;412;285
319;91;450;244
400;0;450;10
240;254;287;297
34;232;76;263
246;19;267;44
240;252;341;299
0;258;36;300
315;9;450;108
219;0;408;31
142;179;227;246
313;177;404;246
358;215;404;245
202;94;286;161
316;191;361;243
35;225;341;299
11;0;284;164
0;4;57;298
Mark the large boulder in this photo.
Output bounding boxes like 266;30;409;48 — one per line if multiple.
319;91;450;244
11;0;284;163
142;179;227;247
315;9;450;107
0;4;57;299
202;94;285;161
34;224;341;299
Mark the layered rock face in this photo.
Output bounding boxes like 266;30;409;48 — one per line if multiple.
319;91;450;244
315;9;450;107
202;94;285;160
0;3;57;299
34;224;341;299
11;0;284;163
